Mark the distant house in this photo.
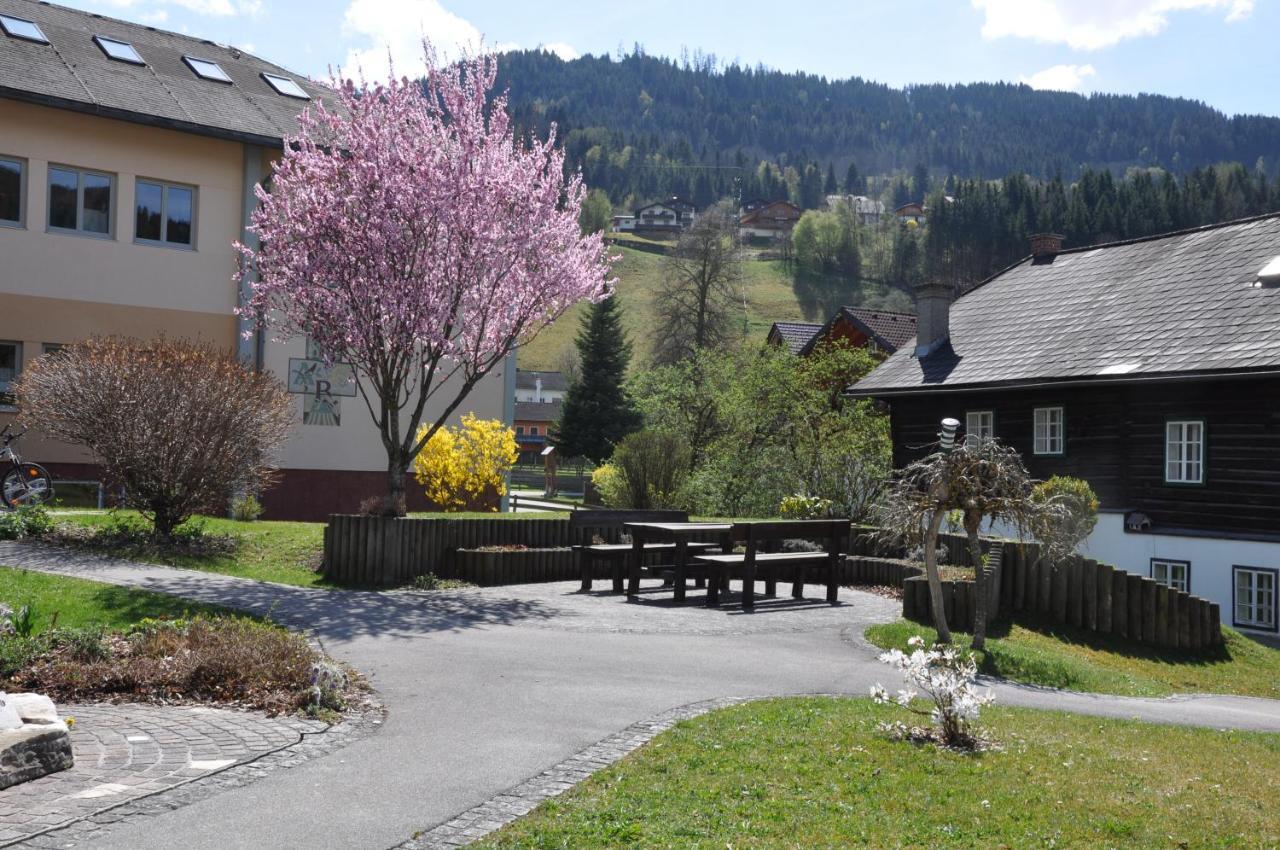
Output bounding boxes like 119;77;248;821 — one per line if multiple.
513;371;566;458
850;219;1280;636
739;200;802;241
826;194;885;226
894;201;927;224
801;307;918;357
513;400;562;460
633;197;698;234
766;321;823;354
515;370;567;404
611;214;635;232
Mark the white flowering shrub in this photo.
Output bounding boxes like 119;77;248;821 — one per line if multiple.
871;636;994;748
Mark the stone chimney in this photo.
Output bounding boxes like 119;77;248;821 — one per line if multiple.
1029;232;1064;259
913;280;953;358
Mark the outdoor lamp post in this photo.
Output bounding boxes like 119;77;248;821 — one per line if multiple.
938;417;960;453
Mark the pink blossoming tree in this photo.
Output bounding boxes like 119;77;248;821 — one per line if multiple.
239;49;614;514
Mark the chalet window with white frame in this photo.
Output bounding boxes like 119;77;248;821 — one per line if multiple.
1033;406;1064;455
1151;558;1189;593
1165;419;1205;484
1234;566;1277;632
965;410;994;446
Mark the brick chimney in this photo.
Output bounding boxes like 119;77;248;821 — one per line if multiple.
1029;232;1064;259
913;280;952;358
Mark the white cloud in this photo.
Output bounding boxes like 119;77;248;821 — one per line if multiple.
972;0;1254;50
540;41;579;61
337;1;578;82
1020;63;1097;91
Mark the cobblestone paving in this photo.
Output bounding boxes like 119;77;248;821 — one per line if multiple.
0;702;383;849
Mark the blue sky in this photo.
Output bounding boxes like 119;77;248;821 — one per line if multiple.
54;0;1280;117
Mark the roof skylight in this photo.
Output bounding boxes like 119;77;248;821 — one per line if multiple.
0;14;49;44
184;55;232;83
94;35;144;65
261;72;309;99
1257;256;1280;288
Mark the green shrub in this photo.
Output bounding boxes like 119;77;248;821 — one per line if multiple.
0;504;55;540
1032;476;1100;550
411;573;471;591
230;494;265;522
778;494;834;519
609;430;691;510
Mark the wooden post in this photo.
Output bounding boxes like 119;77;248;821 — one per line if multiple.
1038;556;1053;615
1067;557;1083;627
1096;563;1113;635
1141;579;1158;646
1126;574;1143;644
1081;559;1097;631
1112;570;1128;638
1052;560;1069;624
1189;597;1202;650
1209;603;1222;646
1177;594;1192;650
1154;583;1169;647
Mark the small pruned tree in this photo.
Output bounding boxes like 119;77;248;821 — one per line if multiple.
873;438;1074;648
610;430;691;509
239;48;613;515
15;337;293;537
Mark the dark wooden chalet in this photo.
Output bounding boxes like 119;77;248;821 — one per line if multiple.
850;216;1280;634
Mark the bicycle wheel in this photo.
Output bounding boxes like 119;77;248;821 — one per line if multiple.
2;463;54;508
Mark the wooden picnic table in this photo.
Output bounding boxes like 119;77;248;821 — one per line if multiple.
624;522;733;601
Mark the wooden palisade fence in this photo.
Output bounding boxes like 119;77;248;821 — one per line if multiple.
903;542;1222;651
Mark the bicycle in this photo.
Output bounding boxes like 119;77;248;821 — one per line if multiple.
1;423;54;509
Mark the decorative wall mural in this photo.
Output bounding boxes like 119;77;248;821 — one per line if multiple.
290;338;356;427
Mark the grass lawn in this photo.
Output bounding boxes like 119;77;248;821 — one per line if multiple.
866;618;1280;700
475;696;1280;849
0;565;233;633
53;511;330;588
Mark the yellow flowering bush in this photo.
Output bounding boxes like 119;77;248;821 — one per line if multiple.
413;414;518;512
590;463;627;507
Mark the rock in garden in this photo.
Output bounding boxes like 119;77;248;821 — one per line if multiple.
0;692;74;789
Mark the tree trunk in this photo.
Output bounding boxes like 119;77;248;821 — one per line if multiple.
966;514;988;650
387;453;408;517
923;506;951;643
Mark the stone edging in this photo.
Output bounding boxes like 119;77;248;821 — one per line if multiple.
6;699;388;850
393;693;842;850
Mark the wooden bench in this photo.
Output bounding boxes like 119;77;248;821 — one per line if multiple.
572;510;717;593
693;520;850;610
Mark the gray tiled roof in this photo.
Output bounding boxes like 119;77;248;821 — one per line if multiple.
0;0;333;146
852;213;1280;395
515;400;563;422
515;370;567;392
768;321;822;354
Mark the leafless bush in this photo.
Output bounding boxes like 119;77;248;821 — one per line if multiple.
15;337;294;537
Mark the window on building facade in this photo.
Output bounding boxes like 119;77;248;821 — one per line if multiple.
0;341;21;407
135;179;194;246
1033;406;1064;455
93;36;144;64
530;426;539;436
1150;558;1189;593
1165;419;1205;484
261;73;310;99
1234;566;1277;632
515;426;524;436
965;410;994;446
0;14;48;43
0;157;23;226
48;166;113;236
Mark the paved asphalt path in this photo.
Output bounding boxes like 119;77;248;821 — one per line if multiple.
3;542;1279;850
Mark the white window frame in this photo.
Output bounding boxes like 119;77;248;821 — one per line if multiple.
47;164;115;238
0;155;25;228
1150;558;1189;593
1165;419;1205;484
1033;406;1065;456
529;426;539;437
0;340;22;409
1233;566;1277;632
965;410;994;446
134;178;196;249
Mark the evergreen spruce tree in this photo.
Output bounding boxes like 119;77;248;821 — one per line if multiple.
553;296;642;463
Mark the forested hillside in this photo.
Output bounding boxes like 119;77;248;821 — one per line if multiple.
495;49;1280;207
